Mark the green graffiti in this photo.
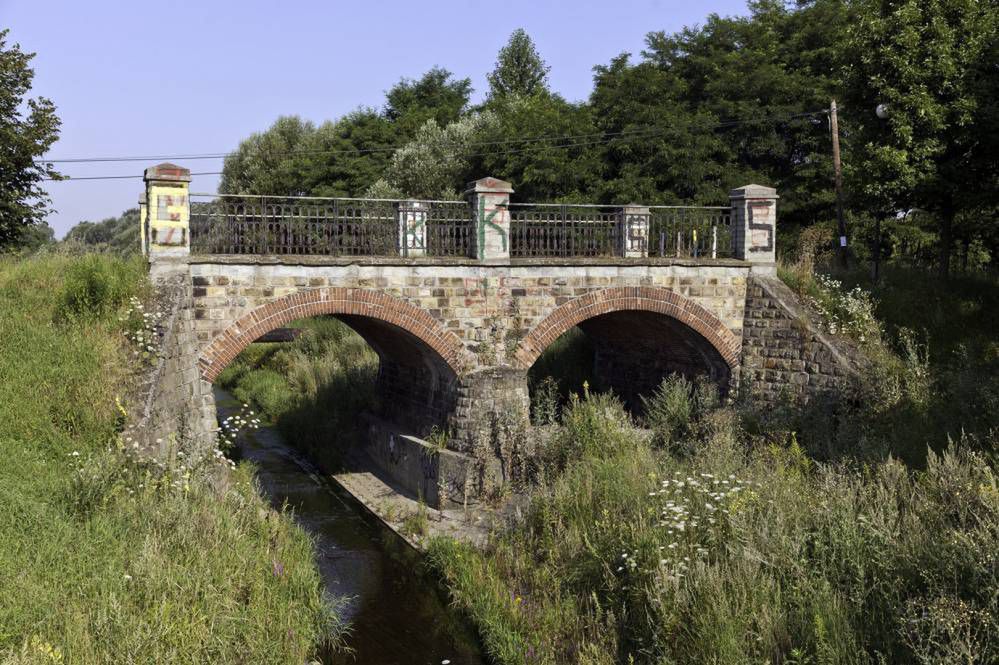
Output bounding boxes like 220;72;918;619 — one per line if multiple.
407;214;426;250
477;197;508;260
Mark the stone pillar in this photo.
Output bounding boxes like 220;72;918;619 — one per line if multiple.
730;184;778;272
465;177;513;262
449;367;530;492
398;200;427;257
619;204;650;258
138;191;148;257
144;162;191;266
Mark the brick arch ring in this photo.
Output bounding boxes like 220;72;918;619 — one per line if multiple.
512;286;742;370
198;288;474;382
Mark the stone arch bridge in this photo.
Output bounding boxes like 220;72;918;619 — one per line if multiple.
137;163;854;505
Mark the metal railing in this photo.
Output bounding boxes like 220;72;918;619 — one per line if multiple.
509;203;620;258
649;207;733;259
415;200;475;258
190;194;475;258
190;195;398;256
188;193;735;260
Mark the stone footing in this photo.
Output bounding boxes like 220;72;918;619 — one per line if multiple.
361;414;500;509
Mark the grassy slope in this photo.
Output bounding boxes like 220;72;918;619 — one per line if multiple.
0;254;339;663
778;264;999;465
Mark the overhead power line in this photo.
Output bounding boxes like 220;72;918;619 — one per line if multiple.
41;109;831;182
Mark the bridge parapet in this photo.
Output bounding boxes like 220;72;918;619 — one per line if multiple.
140;163;775;268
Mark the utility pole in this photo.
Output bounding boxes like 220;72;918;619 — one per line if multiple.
830;99;848;268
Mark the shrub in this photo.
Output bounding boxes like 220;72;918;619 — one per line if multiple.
641;375;719;453
57;254;143;321
531;375;560;426
543;387;634;472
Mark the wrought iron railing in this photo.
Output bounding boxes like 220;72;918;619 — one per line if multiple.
190;195;399;256
190;195;475;258
509;204;620;258
420;201;475;258
649;207;733;259
188;193;734;260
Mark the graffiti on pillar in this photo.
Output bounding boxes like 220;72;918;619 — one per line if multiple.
405;209;426;251
152;226;186;246
625;213;649;253
747;200;774;252
156;194;186;221
477;197;508;260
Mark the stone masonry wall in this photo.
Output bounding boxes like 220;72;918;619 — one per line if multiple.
740;275;863;402
188;258;751;372
129;268;218;458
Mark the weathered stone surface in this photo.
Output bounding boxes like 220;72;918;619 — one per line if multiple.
739;275;862;403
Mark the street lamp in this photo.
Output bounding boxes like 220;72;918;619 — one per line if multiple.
875;103;890;120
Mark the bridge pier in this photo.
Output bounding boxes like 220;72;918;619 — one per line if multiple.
449;367;531;494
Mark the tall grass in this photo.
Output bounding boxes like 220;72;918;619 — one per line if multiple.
432;250;999;662
217;316;378;469
428;383;999;664
778;261;998;466
0;254;340;663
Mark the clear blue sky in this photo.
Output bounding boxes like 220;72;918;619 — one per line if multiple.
3;0;748;237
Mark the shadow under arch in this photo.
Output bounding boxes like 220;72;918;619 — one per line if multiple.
513;286;741;409
199;288;474;434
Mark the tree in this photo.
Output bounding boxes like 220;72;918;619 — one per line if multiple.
17;221;54;251
843;0;999;276
378;112;497;200
304;110;398;197
475;93;601;202
384;67;471;136
487;29;551;99
64;208;140;253
0;29;61;248
222;68;472;198
590;53;734;206
637;0;852;228
219;116;316;195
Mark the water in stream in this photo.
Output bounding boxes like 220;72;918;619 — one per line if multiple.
215;389;484;665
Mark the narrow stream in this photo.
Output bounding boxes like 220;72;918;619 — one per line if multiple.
215;389;484;665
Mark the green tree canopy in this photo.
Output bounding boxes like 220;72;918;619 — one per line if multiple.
843;0;999;275
64;208;140;253
384;67;472;136
486;29;551;99
216;2;998;272
377;112;497;200
219;115;316;195
474;93;600;202
0;29;61;248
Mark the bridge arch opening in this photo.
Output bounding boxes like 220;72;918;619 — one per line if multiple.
514;287;740;416
200;289;471;443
